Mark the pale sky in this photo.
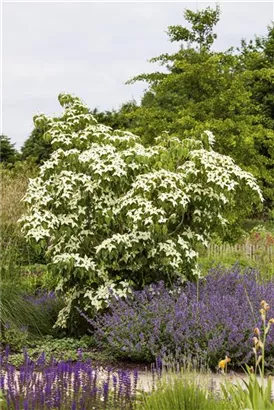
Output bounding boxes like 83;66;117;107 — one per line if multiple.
2;1;274;149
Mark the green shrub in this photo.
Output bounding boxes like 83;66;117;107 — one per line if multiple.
21;93;263;328
5;335;114;368
19;265;60;293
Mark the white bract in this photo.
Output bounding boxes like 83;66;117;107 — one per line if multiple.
21;93;263;327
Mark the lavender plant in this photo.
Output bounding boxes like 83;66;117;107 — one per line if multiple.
20;93;263;327
0;348;139;409
91;266;274;369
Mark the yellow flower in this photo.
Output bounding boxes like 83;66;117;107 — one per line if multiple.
254;327;260;336
253;337;263;350
260;300;270;311
218;356;231;370
260;308;266;320
268;318;274;325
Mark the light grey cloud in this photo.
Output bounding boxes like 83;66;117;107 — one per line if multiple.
2;1;273;148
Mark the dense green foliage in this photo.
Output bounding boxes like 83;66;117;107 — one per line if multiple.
4;335;113;367
21;127;52;164
124;9;274;213
0;135;19;164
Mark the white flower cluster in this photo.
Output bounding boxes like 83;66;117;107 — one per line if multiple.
203;130;216;147
84;280;132;311
21;93;263;325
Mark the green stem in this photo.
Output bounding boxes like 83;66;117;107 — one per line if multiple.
261;316;266;385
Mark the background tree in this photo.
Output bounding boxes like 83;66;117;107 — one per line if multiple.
0;135;19;164
167;5;220;51
237;25;274;210
21;126;53;165
123;6;274;216
91;101;138;131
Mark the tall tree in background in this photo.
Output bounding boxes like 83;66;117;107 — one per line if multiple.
124;6;274;214
21;127;52;164
167;5;220;51
91;101;138;131
0;135;19;164
237;24;274;211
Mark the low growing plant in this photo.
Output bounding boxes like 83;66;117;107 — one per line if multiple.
139;375;236;410
4;335;114;368
90;265;274;368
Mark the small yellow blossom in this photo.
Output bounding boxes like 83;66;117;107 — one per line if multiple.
253;337;263;350
260;300;270;311
268;318;274;325
254;327;260;336
253;336;259;345
260;308;266;321
218;356;231;370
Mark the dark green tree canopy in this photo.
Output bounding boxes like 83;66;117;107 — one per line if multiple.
21;127;52;164
123;7;274;214
0;135;19;164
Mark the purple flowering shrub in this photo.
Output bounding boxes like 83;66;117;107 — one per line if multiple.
92;266;274;369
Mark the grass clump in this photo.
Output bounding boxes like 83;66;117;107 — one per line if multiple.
139;374;235;410
0;281;63;350
0;162;44;281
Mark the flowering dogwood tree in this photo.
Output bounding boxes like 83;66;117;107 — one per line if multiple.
21;93;263;327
